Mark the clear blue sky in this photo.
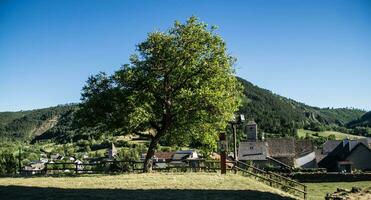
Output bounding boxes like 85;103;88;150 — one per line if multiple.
0;0;370;111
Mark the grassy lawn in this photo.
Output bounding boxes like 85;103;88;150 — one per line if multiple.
297;129;364;140
306;181;371;200
0;173;295;200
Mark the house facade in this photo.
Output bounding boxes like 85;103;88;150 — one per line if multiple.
318;139;371;172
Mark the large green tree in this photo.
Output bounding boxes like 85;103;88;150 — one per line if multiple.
77;17;242;172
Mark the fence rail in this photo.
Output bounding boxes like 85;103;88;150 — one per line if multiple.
36;160;235;175
233;160;307;199
21;159;307;199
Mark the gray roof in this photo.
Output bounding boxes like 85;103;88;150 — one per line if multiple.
322;140;341;154
323;139;370;154
175;150;196;154
266;138;296;157
247;121;257;125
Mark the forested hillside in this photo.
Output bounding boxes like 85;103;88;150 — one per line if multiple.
347;111;371;128
0;78;367;143
0;104;77;141
237;78;366;136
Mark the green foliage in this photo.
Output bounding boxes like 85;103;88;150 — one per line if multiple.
108;148;141;172
327;134;336;140
319;108;365;126
76;16;242;169
237;78;366;137
347;112;371;136
0;151;18;175
238;78;304;135
0;104;77;141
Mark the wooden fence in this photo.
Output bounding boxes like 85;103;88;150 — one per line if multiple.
22;159;307;199
39;159;235;174
234;160;307;199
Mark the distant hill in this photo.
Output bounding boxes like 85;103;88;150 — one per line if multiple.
0;78;367;142
347;111;371;128
237;77;365;135
0;104;77;141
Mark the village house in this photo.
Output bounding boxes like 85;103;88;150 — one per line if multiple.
23;160;45;175
238;121;316;169
140;150;198;168
153;151;175;162
50;153;64;161
318;139;371;172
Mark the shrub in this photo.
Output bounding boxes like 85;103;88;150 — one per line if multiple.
110;148;140;172
0;151;18;174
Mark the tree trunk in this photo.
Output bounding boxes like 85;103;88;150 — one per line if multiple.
143;134;162;172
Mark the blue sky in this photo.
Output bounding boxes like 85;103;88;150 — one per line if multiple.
0;0;370;111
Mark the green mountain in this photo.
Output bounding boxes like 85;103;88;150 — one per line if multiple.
0;78;367;142
0;104;77;141
347;111;371;128
237;78;366;136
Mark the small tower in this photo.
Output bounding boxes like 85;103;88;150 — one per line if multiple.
108;143;117;159
246;121;258;141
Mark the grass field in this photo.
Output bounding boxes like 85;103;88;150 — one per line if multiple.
0;173;295;200
306;181;371;200
297;129;364;140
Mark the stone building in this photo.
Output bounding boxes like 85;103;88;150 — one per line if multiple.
246;121;258;141
318;139;371;172
238;122;316;169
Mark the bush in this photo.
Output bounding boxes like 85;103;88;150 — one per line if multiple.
114;140;130;148
327;134;336;140
110;148;140;172
0;151;18;174
160;146;172;152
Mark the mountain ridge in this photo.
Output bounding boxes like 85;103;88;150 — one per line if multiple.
0;78;367;142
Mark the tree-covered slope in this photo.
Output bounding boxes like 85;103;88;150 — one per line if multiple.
237;78;305;135
0;104;77;141
347;111;371;128
237;77;365;135
0;78;366;142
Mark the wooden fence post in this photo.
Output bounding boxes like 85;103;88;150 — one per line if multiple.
269;173;272;187
44;163;48;175
75;163;78;174
219;132;227;175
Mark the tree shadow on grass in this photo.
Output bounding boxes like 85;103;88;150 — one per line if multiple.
0;186;296;200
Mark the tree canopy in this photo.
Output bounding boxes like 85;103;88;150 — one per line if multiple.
76;16;242;171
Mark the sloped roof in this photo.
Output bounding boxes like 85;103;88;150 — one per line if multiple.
322;140;341;154
266;138;314;157
154;152;175;160
266;138;295;157
319;140;371;171
295;140;314;157
315;149;327;163
247;121;257;125
345;142;371;160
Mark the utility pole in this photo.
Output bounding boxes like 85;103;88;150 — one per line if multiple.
18;147;22;174
232;124;238;161
230;114;245;161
